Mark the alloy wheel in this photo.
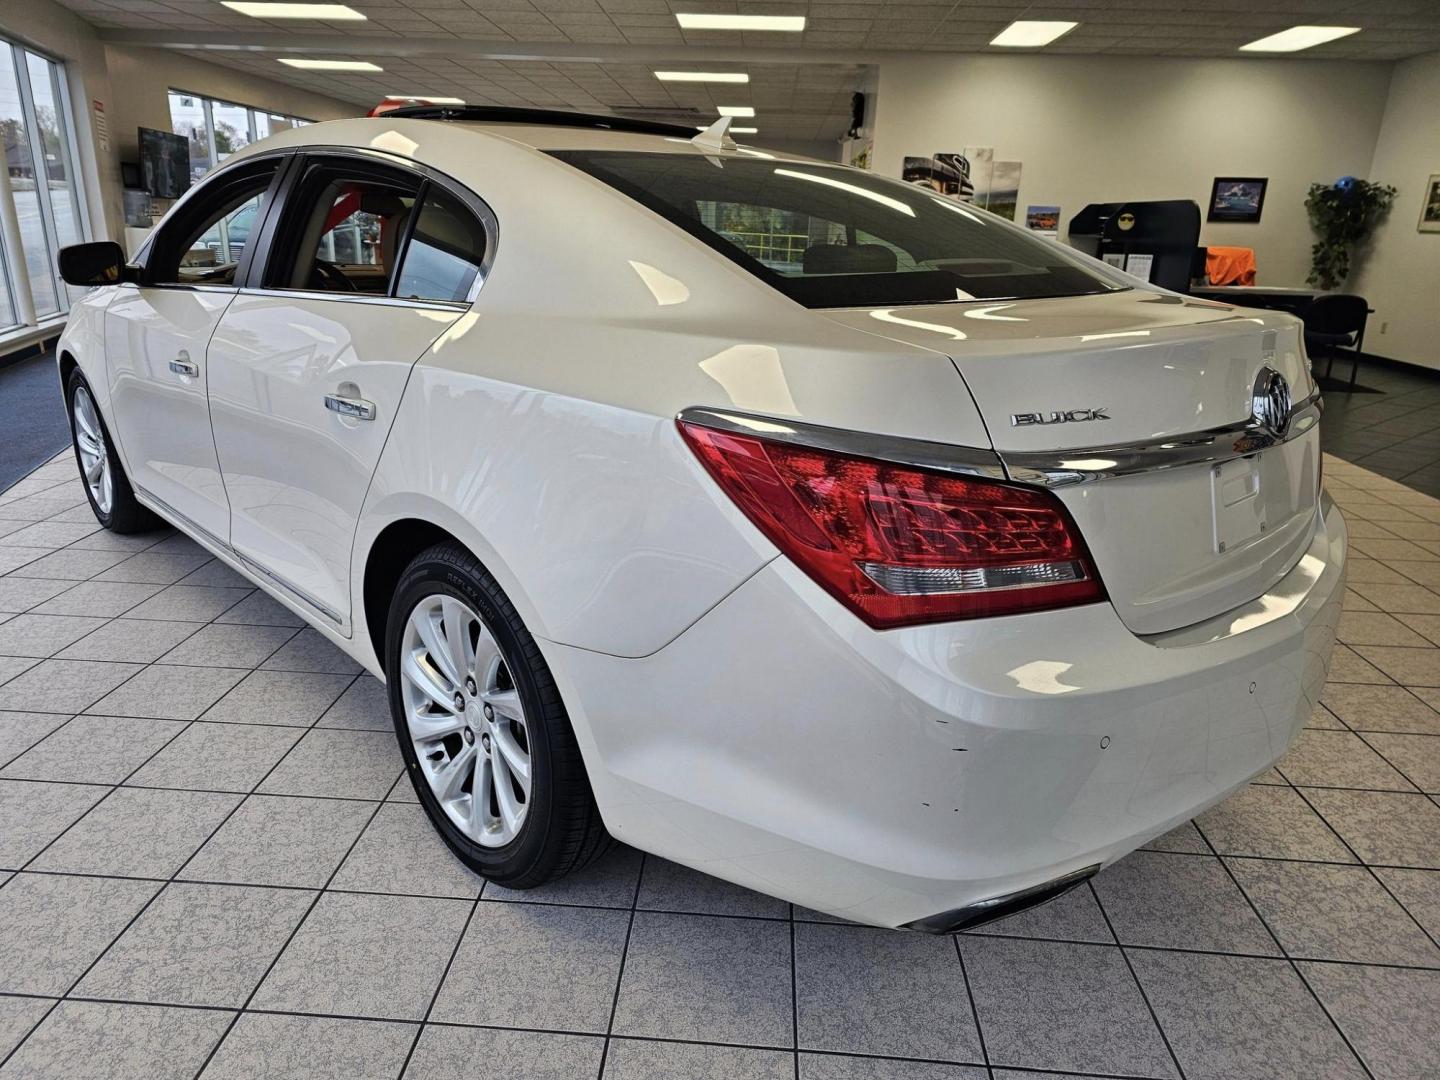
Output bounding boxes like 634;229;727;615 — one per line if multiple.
400;593;532;847
72;385;113;515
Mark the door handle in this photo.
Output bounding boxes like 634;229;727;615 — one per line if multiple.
168;358;200;378
324;394;377;421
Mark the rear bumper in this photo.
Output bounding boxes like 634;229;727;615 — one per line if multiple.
549;496;1346;928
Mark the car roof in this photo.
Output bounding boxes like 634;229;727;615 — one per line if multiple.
236;107;820;162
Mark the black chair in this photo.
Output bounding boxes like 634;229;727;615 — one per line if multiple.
1303;293;1370;391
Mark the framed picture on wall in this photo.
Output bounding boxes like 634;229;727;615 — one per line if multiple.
1420;174;1440;233
1207;177;1268;223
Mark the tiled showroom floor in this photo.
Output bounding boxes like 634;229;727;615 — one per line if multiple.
0;450;1438;1080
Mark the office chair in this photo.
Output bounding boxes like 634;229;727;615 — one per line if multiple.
1304;294;1370;392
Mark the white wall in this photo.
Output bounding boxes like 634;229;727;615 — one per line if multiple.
1350;51;1440;371
103;44;357;172
872;54;1394;289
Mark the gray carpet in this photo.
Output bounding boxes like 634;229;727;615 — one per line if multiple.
0;350;71;491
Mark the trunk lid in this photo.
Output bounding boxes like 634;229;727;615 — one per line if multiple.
822;289;1322;635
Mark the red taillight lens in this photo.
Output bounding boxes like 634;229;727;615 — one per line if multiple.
679;421;1105;629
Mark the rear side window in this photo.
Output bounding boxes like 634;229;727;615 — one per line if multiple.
394;187;487;302
551;151;1121;309
267;163;421;295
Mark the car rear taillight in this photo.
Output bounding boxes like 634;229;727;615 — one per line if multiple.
678;421;1105;629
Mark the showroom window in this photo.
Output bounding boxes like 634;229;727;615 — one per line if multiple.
168;90;309;184
0;38;90;329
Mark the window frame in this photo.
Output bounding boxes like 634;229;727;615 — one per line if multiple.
242;146;497;311
0;37;92;328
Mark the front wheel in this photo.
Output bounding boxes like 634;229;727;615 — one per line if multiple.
386;543;610;886
66;369;161;534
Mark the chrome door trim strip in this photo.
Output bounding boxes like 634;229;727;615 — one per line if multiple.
133;482;344;626
132;483;231;553
676;407;1009;480
678;390;1321;490
236;552;345;625
1000;389;1323;488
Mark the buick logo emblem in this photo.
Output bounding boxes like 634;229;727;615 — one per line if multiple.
1251;367;1292;439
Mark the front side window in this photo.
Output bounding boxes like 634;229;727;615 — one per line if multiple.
394;187;487;302
269;165;420;295
551;151;1123;308
147;161;279;286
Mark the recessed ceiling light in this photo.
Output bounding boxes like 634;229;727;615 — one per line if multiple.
278;58;383;71
1239;25;1360;52
696;124;758;134
990;20;1078;47
717;106;755;118
675;14;805;31
389;95;465;104
655;71;750;83
222;2;366;18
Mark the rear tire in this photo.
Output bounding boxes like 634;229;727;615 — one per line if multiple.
65;368;162;534
386;542;610;886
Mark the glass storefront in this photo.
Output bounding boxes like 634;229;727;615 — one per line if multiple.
0;40;87;327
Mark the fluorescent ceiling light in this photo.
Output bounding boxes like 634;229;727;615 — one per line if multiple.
698;124;758;133
774;169;915;217
222;2;366;18
278;58;383;71
717;105;755;117
990;20;1078;47
675;14;806;31
390;95;465;104
655;71;750;83
1239;25;1360;52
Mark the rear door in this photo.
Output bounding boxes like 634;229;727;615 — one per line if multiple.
104;156;285;541
206;151;492;629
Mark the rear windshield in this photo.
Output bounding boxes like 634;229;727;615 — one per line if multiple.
550;150;1122;308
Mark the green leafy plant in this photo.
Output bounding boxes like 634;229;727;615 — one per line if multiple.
1305;177;1396;290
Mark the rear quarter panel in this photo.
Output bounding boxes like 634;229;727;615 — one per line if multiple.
355;134;992;658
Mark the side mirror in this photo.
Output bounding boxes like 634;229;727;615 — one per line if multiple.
58;241;135;287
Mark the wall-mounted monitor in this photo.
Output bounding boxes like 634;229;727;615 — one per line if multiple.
138;127;190;199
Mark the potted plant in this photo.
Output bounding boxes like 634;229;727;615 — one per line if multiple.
1305;176;1396;290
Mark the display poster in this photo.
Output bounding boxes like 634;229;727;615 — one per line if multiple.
1025;205;1061;237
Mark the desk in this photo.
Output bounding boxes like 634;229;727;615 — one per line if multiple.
1190;285;1325;317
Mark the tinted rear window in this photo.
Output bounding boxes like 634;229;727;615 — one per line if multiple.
550;150;1121;308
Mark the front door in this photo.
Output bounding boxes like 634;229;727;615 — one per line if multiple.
104;157;284;541
206;155;489;628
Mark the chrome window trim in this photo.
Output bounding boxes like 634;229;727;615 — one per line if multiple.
678;390;1321;489
1000;388;1323;488
675;407;1009;480
234;286;469;314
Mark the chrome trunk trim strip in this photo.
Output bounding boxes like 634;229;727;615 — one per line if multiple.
1001;389;1323;488
678;390;1321;490
675;407;1009;480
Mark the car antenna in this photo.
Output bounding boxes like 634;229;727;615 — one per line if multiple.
691;116;737;153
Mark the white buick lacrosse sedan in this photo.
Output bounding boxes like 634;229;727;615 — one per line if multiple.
55;107;1345;931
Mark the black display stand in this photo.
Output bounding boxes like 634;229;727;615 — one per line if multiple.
1066;200;1201;293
